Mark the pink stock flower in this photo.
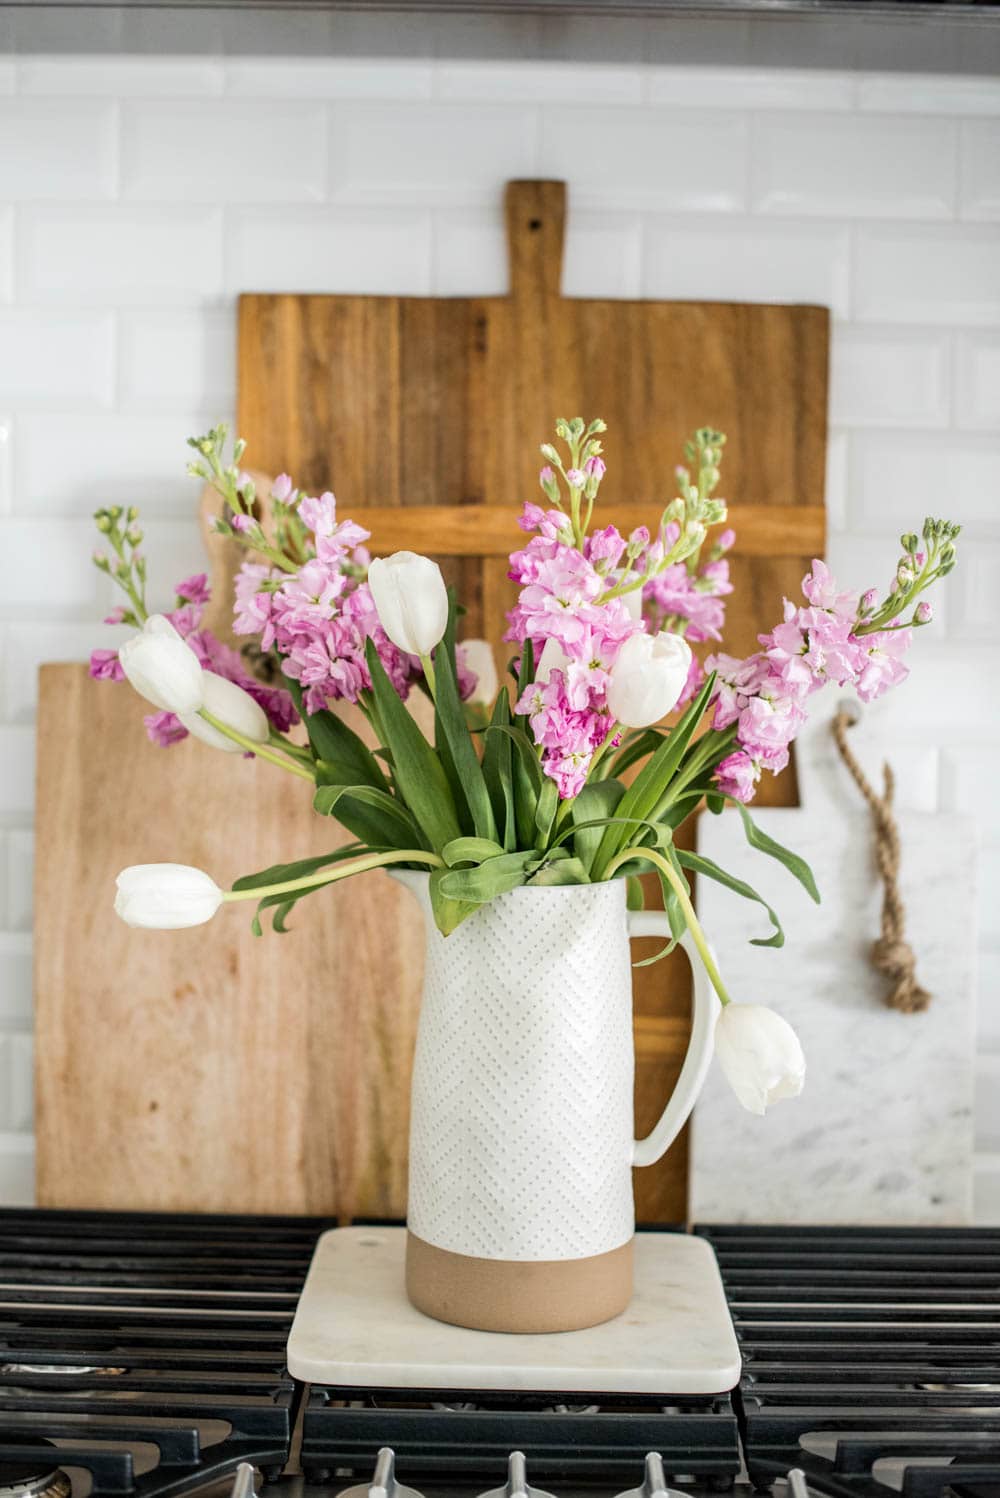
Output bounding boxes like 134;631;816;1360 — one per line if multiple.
175;573;211;606
144;710;188;748
853;627;911;703
586;525;626;573
713;749;759;804
584;455;606;481
519;502;571;541
103;606;128;626
272;473;294;503
644;558;732;642
89;648;125;682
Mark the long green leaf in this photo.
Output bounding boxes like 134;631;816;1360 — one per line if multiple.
676;847;785;949
481;691;515;851
534;776;559;849
528;856;590;886
592;672;716;880
485;722;542;849
232;843;367;894
434;624;498;844
730;800;821;904
609;727;667;779
286;682;388;794
364;638;462;852
429;866;480;937
438;850;539;903
313;783;420;849
443;836;506;867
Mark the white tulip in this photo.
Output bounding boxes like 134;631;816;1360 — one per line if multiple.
714;1003;806;1115
115;864;224;930
458;639;498;706
179;671;269;753
368;551;449;658
119;615;205;716
606;630;692;728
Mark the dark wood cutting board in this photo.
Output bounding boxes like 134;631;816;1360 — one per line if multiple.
35;181;827;1221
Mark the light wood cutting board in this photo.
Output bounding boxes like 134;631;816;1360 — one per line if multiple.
34;180;828;1221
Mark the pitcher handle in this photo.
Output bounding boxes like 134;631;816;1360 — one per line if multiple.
628;913;720;1168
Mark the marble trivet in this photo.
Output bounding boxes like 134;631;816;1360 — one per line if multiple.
690;710;978;1225
287;1227;741;1394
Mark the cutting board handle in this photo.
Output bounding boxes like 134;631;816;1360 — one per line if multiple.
506;180;566;306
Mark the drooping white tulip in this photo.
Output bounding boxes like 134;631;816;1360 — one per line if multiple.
714;1003;806;1115
179;671;269;753
118;615;204;716
115;864;224;930
458;639;499;706
606;630;692;728
368;552;449;657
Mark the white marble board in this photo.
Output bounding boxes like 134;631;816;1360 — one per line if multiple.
690;709;978;1225
287;1227;741;1394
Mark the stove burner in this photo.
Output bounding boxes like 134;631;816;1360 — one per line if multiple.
0;1365;126;1377
0;1447;72;1498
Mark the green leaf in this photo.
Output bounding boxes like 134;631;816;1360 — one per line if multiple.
516;637;535;693
609;727;667;779
292;694;388;794
676;847;785;949
528;855;590;886
534;776;559;849
730;800;821;905
626;874;645;911
481;691;515;852
592;672;716;881
485;722;542;849
313;783;420;849
365;637;462;852
429;866;480;937
437;850;540;903
570;781;625;876
232;844;368;894
433;612;498;844
443;835;506;867
632;844;689;966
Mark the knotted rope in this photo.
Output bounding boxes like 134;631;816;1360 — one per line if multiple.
830;707;932;1014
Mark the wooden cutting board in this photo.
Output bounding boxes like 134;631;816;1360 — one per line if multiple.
34;180;827;1221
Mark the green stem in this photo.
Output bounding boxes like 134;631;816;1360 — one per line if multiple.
420;652;437;698
604;843;732;1006
224;847;444;904
199;709;316;780
268;729;314;765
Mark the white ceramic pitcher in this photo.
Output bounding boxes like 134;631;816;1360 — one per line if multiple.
394;872;719;1333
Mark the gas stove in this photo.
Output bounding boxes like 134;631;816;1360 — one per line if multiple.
0;1212;998;1498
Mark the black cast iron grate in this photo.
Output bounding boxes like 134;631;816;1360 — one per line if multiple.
698;1223;1000;1498
0;1208;332;1498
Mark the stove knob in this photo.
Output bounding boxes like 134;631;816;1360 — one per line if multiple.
476;1451;558;1498
335;1448;426;1498
613;1453;688;1498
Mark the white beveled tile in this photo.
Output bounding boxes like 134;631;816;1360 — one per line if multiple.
830;326;949;428
946;542;1000;642
0;522;101;618
541;106;747;212
0;415;10;514
563;211;643;299
4;622;119;724
226;206;432;296
0;99;117;202
0;733;34;818
848;431;1000;537
226;57;433;98
432;207;507;296
119;309;235;412
752;113;956;220
6;830;33;934
643;215;849;314
17;56;225;96
0;209;10;305
961;121;1000;222
6;1034;33;1135
955;332;1000;431
646;65;854;111
857;73;1000;117
854;224;1000;326
824;428;848;533
0;311;115;408
122;101;326;203
435;60;641;103
18;207;224;306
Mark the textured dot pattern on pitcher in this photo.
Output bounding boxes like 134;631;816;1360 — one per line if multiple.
407;881;636;1262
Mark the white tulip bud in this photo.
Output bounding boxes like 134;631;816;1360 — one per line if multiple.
179;671;269;752
115;863;224;930
118;615;204;716
367;551;449;658
714;1003;805;1115
458;638;498;706
606;630;692;728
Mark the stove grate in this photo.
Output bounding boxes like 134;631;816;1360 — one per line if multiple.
698;1223;1000;1498
0;1208;333;1498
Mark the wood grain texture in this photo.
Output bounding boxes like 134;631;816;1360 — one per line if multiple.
35;180;827;1224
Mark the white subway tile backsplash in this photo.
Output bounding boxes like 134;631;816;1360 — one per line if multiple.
562;212;643;299
14;411;221;518
854;224;1000;327
848;432;1000;535
437;60;642;104
753;114;957;221
6;830;33;933
0;416;10;514
824;429;848;532
121;102;326;203
0;208;12;304
978;951;1000;1052
0;1135;34;1205
333;103;538;203
541;107;747;212
857;73;1000;116
0;522;101;619
0;100;117;201
955;333;1000;431
19;208;224;306
119;309;235;412
646;65;855;111
976;1054;1000;1150
225;58;434;99
5;1034;33;1135
226;207;432;295
975;1156;1000;1225
431;207;508;295
831;327;949;429
3;622;116;723
643;215;849;313
0;731;34;817
942;748;1000;839
0;311;115;408
18;56;225;96
961;121;1000;222
948;542;1000;642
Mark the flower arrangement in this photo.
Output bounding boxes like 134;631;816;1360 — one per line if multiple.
92;417;958;1115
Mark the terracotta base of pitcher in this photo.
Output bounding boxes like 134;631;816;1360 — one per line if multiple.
405;1229;634;1333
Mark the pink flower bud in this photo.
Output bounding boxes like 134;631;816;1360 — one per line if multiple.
565;468;585;488
914;551;926;567
539;465;555;487
584;455;606;480
915;601;933;624
231;514;255;534
272;473;294;502
860;588;878;614
717;528;736;553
